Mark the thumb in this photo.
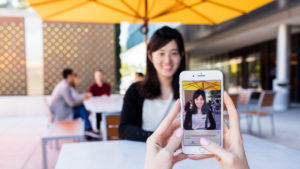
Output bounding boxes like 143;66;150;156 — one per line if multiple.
165;128;183;153
200;138;229;160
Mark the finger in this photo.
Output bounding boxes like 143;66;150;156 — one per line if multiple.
164;119;182;147
187;154;214;160
155;100;180;136
165;119;181;141
200;137;229;160
174;152;188;163
223;91;240;132
165;128;183;153
171;119;181;130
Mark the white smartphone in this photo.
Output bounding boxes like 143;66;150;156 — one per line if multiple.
180;70;223;155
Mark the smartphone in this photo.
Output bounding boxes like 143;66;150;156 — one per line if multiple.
180;70;223;155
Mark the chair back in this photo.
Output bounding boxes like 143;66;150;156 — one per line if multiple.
43;96;55;124
239;89;252;105
258;91;275;108
106;115;120;140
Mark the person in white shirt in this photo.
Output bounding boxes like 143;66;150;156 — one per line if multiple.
183;89;216;130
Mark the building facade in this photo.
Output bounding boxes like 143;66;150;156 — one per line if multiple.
179;0;300;109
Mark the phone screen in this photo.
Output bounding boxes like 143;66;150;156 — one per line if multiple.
182;80;222;146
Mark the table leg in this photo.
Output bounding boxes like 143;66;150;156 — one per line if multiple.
42;138;48;169
102;113;108;141
91;111;98;132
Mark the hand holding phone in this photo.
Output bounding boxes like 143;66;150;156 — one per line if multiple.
188;92;250;169
180;70;223;155
144;100;187;169
144;92;249;169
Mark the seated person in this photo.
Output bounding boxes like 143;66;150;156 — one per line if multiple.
50;68;97;137
88;69;111;130
118;26;186;141
89;69;111;96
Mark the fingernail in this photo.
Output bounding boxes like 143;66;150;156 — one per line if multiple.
200;137;210;146
175;128;183;138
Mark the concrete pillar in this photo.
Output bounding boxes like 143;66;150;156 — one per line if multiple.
273;24;290;110
25;11;44;95
0;9;44;95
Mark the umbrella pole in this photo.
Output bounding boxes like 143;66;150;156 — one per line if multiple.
144;0;148;44
143;21;148;44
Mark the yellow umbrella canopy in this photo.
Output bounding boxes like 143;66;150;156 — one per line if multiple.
182;81;221;91
29;0;273;24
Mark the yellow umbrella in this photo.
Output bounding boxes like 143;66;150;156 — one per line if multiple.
29;0;274;40
182;81;221;91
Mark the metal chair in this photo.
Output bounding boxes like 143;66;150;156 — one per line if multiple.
42;97;85;169
237;89;253;131
246;91;276;136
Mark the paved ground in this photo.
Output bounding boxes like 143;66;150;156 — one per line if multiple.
0;96;300;169
241;102;300;150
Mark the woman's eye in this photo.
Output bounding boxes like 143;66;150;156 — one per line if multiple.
172;52;179;55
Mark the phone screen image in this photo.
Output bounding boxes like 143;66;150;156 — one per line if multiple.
182;80;222;146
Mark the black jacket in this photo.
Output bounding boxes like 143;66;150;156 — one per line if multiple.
118;82;153;141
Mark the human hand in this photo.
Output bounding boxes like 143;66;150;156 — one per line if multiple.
144;100;187;169
82;92;92;100
188;91;249;169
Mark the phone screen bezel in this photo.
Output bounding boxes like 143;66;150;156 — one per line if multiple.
180;70;224;155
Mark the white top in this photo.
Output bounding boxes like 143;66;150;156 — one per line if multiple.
142;93;175;131
55;134;300;169
192;113;207;129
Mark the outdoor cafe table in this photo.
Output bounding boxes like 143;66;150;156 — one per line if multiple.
55;134;300;169
83;94;124;141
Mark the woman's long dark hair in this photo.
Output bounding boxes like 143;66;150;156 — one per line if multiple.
139;26;186;99
190;90;209;115
184;90;216;130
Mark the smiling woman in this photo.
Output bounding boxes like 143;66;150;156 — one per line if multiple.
183;89;216;130
118;26;186;141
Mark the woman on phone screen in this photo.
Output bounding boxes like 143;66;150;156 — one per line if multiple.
183;89;216;130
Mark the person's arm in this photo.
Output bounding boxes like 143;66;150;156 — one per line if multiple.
71;87;83;102
206;111;216;130
61;86;82;107
183;112;192;130
119;83;153;141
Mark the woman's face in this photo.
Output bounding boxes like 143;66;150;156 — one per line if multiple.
150;40;181;79
194;95;204;109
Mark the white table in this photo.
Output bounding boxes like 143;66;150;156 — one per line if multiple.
83;94;124;141
55;134;300;169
